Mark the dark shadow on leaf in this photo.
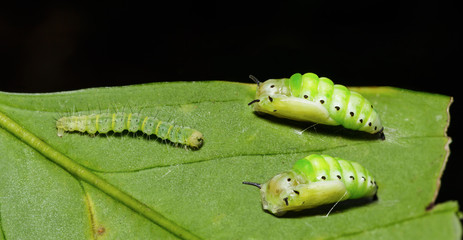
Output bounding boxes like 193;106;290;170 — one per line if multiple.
252;112;385;141
276;196;378;219
65;130;201;150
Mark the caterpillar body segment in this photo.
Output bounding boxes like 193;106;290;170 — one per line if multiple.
249;72;384;139
56;113;204;149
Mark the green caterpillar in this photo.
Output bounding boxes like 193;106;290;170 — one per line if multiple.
56;112;204;149
243;154;377;216
248;73;385;139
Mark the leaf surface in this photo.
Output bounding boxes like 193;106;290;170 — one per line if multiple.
0;81;460;239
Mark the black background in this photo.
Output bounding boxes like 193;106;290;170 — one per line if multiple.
1;2;461;209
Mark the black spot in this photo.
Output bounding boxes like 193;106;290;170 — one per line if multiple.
368;122;372;126
270;85;275;88
268;96;273;102
304;95;308;99
359;119;363;123
337;175;342;179
371;105;374;108
335;106;340;111
283;197;289;206
349;176;355;180
321;176;326;180
350;112;354;117
374;126;378;130
293;190;300;195
273;110;277;112
320;99;325;104
362;176;366;181
287;178;291;182
370;181;374;184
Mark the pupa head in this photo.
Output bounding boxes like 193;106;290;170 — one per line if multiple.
243;170;307;216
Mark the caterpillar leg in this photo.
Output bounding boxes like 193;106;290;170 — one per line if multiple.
57;128;65;137
378;128;385;140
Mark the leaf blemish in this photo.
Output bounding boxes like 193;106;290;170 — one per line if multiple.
97;226;106;236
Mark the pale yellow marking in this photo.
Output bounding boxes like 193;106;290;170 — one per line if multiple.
254;96;338;125
265;180;349;215
111;113;116;130
141;116;149;131
166;124;174;137
155;121;163;135
127;113;132;130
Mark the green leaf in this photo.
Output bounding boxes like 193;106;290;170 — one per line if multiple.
0;82;460;239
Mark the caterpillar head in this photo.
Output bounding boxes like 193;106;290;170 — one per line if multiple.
186;130;204;149
248;75;290;109
244;170;308;216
